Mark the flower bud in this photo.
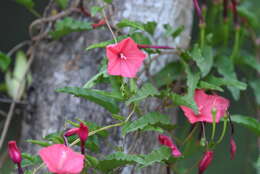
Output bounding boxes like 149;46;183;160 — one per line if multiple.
78;122;88;142
64;128;79;137
158;134;182;157
8;141;22;164
198;150;214;174
230;137;236;160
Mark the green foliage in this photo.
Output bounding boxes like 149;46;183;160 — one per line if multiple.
5;51;28;100
90;6;103;16
86;35;128;50
0;52;11;72
140;147;172;168
55;0;68;9
116;19;145;31
152;61;183;87
190;45;213;77
21;153;42;168
249;79;260;105
231;115;260;136
16;0;34;10
122;112;175;136
143;21;157;35
163;24;185;38
96;152;145;172
126;83;159;105
198;81;224;92
56;87;120;113
26;139;51;147
50;17;93;40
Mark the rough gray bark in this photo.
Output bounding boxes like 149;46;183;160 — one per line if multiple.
21;0;193;173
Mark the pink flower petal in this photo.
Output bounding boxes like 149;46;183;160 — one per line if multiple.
158;134;182;157
180;90;230;124
39;144;84;174
106;37;147;78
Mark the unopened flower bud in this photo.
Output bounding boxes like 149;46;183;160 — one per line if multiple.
198;150;214;174
64;128;79;137
8;141;22;164
230;137;236;160
158;134;182;157
78;122;89;142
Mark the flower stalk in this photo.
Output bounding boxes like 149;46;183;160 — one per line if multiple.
217;114;228;144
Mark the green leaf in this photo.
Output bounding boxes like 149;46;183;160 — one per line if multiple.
143;21;157;35
198;81;224;92
153;61;183;87
55;0;68;9
126;83;159;105
83;69;107;89
163;24;184;38
0;52;11;72
44;133;63;144
26;140;51;147
130;32;151;45
122;112;175;136
117;19;145;31
215;56;246;100
97;152;145;172
230;115;260;136
50;17;93;39
90;6;103;16
205;75;247;91
171;93;197;112
240;55;260;72
140;147;172;168
56;87;120;113
191;45;213;77
86;155;99;168
86;35;128;50
112;114;126;121
21;153;42;168
16;0;34;10
237;6;258;29
250;79;260;105
103;0;112;3
5;51;27;100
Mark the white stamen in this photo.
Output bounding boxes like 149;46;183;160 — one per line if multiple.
119;53;127;60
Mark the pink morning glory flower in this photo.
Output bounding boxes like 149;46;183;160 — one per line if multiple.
158;134;182;157
180;89;230;124
106;37;147;78
39;144;84;174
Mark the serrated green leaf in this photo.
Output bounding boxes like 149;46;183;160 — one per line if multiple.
86;35;128;50
140;147;172;168
50;17;93;39
198;81;224;92
44;132;63;144
26;140;51;147
130;32;151;45
230;115;260;136
0;52;11;72
56;87;120;113
21;153;42;168
117;19;145;31
122;112;175;136
143;21;157;35
97;152;145;172
250;80;260;105
126;83;159;105
152;61;183;87
83;69;107;89
191;45;213;77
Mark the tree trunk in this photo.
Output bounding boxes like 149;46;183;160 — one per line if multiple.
21;0;193;173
